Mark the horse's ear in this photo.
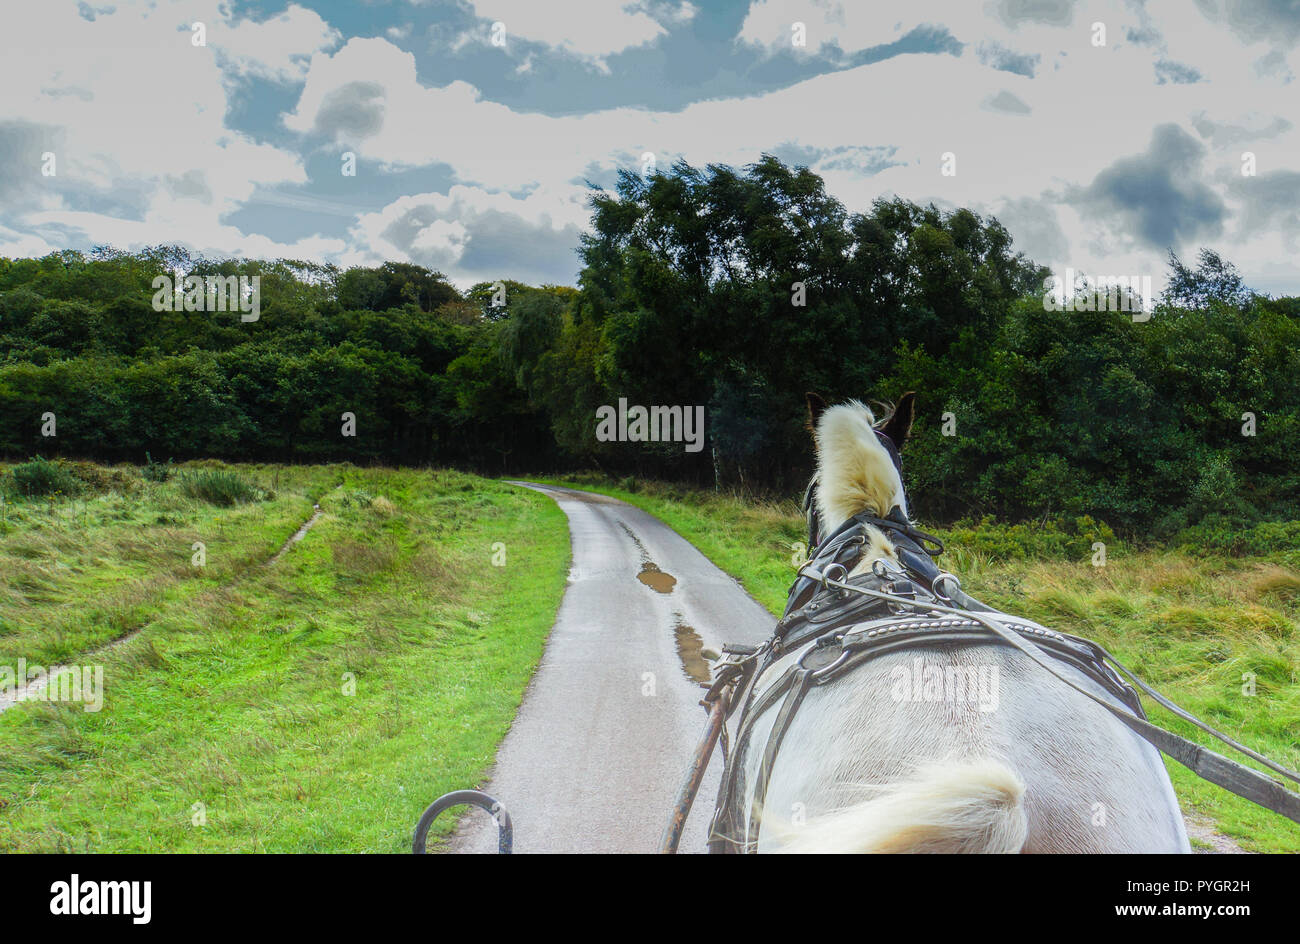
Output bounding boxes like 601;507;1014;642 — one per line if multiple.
805;392;828;437
881;391;916;444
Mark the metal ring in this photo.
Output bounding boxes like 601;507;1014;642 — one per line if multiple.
809;648;852;681
932;572;962;602
821;563;848;588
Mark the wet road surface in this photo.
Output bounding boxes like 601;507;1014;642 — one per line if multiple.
451;482;775;853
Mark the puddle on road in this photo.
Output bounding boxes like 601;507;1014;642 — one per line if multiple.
637;562;677;594
620;522;677;593
616;521;708;685
673;616;712;686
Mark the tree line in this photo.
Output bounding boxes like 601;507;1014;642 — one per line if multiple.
2;155;1297;536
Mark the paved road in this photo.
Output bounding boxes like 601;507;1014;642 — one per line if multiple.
452;482;775;854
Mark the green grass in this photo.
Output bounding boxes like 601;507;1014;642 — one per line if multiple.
537;473;1300;854
176;467;266;506
0;463;569;852
0;461;332;666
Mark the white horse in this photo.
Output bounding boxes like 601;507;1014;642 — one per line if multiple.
731;395;1189;853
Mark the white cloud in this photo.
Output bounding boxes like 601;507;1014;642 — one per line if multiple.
217;3;341;82
0;225;58;260
410;218;470;257
342;183;585;286
283;6;1300;287
667;2;699;25
460;0;670;60
4;0;1300;293
737;0;1021;56
0;0;336;260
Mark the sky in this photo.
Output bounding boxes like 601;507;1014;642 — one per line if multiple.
2;0;1299;295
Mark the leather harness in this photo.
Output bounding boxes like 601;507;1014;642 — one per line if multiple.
695;432;1300;853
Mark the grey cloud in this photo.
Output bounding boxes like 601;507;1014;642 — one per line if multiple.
1221;0;1300;47
376;200;581;285
976;41;1040;76
1124;25;1162;45
0;122;151;224
994;196;1069;263
1192;113;1293;147
1070;124;1227;250
1254;48;1293;78
993;0;1079;29
1154;60;1202;84
313;81;386;139
982;90;1032;115
40;85;93;101
165;170;213;203
0;121;56;209
1230;170;1300;240
765;143;904;176
455;210;583;283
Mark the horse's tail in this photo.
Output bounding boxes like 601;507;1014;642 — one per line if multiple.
773;759;1028;854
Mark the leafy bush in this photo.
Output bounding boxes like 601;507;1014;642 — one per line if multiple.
939;515;1117;561
142;451;173;482
1173;517;1300;557
177;468;268;507
9;456;81;498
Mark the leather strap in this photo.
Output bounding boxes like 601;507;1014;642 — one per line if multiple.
744;668;813;852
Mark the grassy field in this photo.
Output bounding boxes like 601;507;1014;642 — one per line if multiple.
0;461;570;852
4;458;1296;853
538;473;1300;853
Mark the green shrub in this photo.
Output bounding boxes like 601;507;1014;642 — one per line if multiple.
1173;517;1300;557
939;515;1118;561
9;457;81;498
142;451;174;483
178;468;268;507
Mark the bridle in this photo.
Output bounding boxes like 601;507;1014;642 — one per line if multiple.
688;428;1300;853
796;427;945;610
801;428;909;551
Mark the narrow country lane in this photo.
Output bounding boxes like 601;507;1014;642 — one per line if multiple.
452;483;775;853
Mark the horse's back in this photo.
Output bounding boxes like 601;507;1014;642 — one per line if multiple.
740;643;1190;853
